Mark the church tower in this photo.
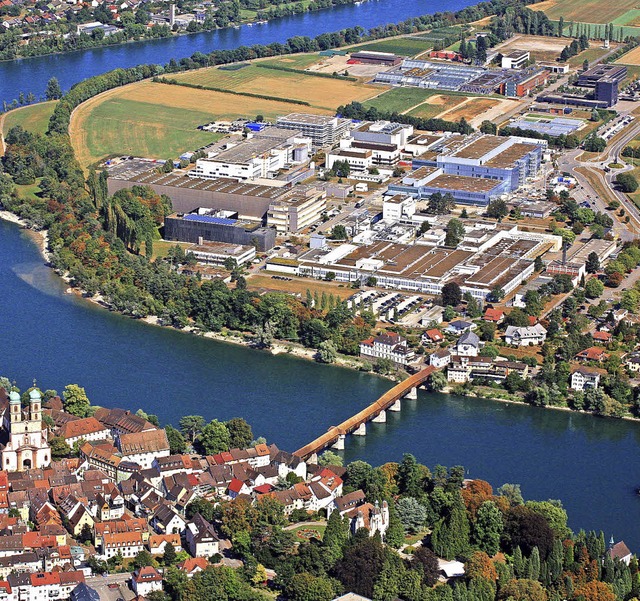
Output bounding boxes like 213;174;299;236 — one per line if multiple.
9;390;22;427
29;389;42;423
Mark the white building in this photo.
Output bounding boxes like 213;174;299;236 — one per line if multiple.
276;113;350;146
501;50;530;69
360;332;416;366
455;331;480;357
188;241;256;267
1;390;51;472
185;514;220;558
570;367;602;391
326;148;373;173
504;323;547;346
382;195;416;222
131;567;163;597
58;417;112;447
116;429;170;470
429;349;451;368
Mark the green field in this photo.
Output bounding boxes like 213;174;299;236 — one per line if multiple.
567;46;610;67
347;36;434;57
554;20;640;39
362;88;439;114
261;53;323;69
79;97;221;163
612;9;640;26
2;101;56;138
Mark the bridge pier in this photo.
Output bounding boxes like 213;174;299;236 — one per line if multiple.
405;387;417;400
332;435;345;450
353;423;367;436
388;399;401;412
372;410;387;423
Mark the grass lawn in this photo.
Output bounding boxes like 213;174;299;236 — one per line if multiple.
2;101;56;138
70;81;328;167
14;181;43;201
261;53;323;69
347;36;434;57
247;273;354;300
363;88;440;114
171;63;379;111
568;47;609;67
151;240;193;261
288;524;326;541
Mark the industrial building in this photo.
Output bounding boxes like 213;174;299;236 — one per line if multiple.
189;129;312;181
164;209;276;251
501;50;530;69
349;51;402;66
267;224;558;300
575;64;627;107
392;133;544;205
375;59;487;91
275;113;351;146
500;68;549;98
187;241;257;266
266;186;327;234
508;116;583;137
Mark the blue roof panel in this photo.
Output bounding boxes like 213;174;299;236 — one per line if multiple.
184;214;237;226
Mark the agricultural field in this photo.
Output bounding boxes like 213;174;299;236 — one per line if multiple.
70;81;330;167
347;36;434;57
406;94;466;119
362;88;441;114
442;98;503;123
531;0;640;24
1;101;56;139
170;63;380;111
617;46;640;66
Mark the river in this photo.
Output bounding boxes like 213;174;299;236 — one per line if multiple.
2;218;640;547
0;0;475;105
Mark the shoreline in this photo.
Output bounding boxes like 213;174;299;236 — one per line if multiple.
2;210;640;425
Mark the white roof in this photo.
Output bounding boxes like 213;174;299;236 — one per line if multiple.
438;560;465;578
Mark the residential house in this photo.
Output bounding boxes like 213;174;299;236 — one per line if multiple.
58;418;111;447
359;332;415;366
575;347;610;363
592;331;613;344
116;429;170;470
131;567;163;597
504;323;547;346
185;514;220;558
445;320;475;335
625;353;640;373
455;331;480;357
151;504;186;535
176;557;209;577
570;367;604;391
100;532;144;559
421;329;444;345
148;534;182;555
429;349;451;369
483;308;504;323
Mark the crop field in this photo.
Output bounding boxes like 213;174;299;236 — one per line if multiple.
362;87;441;114
70;81;330;166
617;45;640;66
532;0;640;24
170;63;380;110
2;101;56;138
442;97;502;122
347;36;434;57
406;94;466;119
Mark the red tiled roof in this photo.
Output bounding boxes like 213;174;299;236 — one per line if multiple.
425;329;444;341
484;308;504;321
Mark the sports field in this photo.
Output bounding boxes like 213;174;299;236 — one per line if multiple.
362;88;441;114
170;63;380;110
1;101;56;138
406;94;466;119
70;81;331;167
531;0;640;24
347;36;434;57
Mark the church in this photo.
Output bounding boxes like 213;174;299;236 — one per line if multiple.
0;388;51;472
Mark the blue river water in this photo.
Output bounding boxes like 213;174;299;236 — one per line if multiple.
0;0;475;104
2;218;640;547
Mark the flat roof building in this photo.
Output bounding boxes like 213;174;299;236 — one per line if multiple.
349;51;402;66
276;113;350;147
501;50;530;69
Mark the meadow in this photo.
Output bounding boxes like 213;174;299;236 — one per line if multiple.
2;101;57;139
70;81;332;166
170;63;380;111
362;88;441;114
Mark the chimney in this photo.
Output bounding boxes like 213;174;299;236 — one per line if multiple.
198;236;203;245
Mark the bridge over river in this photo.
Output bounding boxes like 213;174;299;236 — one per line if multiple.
294;366;437;460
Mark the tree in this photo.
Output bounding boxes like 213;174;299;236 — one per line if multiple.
427;371;448;392
466;551;498;582
331;225;348;240
225;417;253;449
180;415;205;442
474;501;503;556
445;218;465;247
616;172;638;193
50;436;71;459
198;419;230;455
132;550;157;570
585;278;604;299
486;198;508;221
45;77;62;100
586;252;600;274
284;572;340;601
62;384;90;417
334;536;385;598
165;425;187;454
431;491;471;560
396;497;427;533
412;546;439;586
573;581;616;601
499;579;547;601
318;450;343;467
345;460;374;491
317;340;338;364
163;542;177;566
442;282;462;307
502;505;555;559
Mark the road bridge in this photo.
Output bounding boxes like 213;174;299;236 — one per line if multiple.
294;366;436;460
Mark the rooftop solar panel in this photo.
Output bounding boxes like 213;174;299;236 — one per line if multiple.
183;214;237;226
